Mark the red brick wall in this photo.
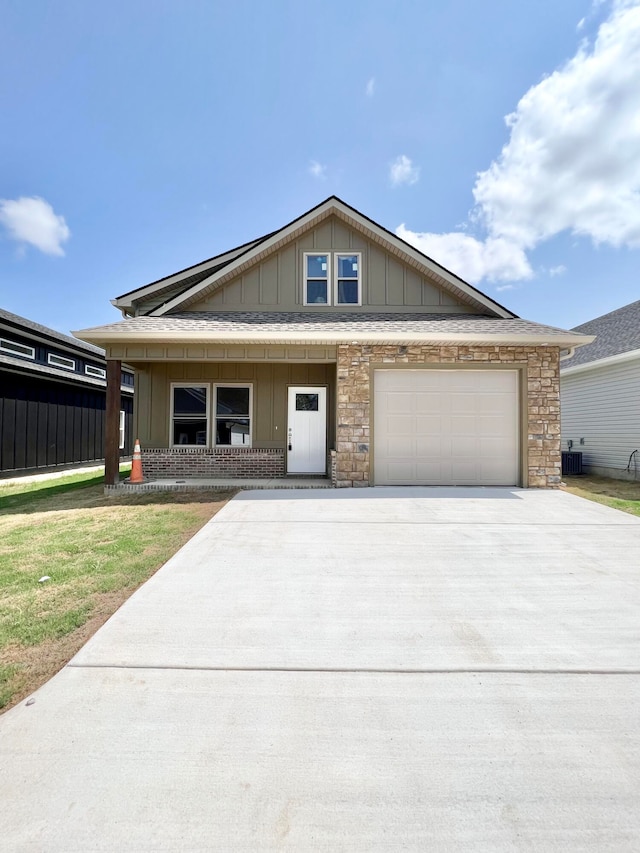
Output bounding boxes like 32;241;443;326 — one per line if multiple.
141;447;285;479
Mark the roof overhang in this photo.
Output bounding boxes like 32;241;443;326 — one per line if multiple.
561;347;640;376
75;328;594;349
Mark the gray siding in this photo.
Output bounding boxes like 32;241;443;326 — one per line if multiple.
187;216;476;314
135;361;335;451
561;359;640;473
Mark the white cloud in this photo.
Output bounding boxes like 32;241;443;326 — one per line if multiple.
495;284;516;292
309;160;327;180
549;264;567;277
366;77;375;98
0;196;70;256
396;224;532;282
397;0;640;284
390;155;420;187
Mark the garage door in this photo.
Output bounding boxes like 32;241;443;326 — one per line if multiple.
373;369;519;486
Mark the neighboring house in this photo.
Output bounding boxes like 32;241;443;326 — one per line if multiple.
561;299;640;480
0;308;134;476
74;197;591;489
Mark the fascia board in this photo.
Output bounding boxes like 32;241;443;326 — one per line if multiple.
73;329;594;348
149;199;515;319
560;347;640;376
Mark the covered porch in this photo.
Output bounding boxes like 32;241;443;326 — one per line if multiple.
103;344;338;488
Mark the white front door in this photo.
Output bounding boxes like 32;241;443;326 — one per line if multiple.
287;386;327;474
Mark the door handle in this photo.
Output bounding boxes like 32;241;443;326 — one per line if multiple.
288;428;292;451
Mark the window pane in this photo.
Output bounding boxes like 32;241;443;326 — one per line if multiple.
174;387;207;415
307;255;328;277
216;386;250;416
173;419;207;445
306;280;328;304
337;279;359;304
296;393;319;411
337;255;358;277
216;417;250;445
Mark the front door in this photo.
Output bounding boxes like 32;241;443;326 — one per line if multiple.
287;386;327;474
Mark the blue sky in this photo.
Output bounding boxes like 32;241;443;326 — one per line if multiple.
1;0;639;334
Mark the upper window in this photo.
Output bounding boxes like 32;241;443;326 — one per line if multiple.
171;385;209;446
303;252;361;306
48;353;76;371
0;337;35;360
85;364;107;379
335;254;360;305
304;254;329;305
215;385;252;447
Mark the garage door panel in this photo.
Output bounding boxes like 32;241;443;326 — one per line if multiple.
374;369;519;486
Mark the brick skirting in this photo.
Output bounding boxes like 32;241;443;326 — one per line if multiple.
141;447;285;479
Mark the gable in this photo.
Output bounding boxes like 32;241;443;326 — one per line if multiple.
183;216;480;315
123;197;514;318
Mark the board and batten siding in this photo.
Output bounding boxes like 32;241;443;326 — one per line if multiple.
135;361;335;450
187;216;476;314
561;358;640;475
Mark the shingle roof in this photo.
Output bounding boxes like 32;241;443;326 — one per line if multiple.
562;300;640;368
75;311;591;346
0;307;105;356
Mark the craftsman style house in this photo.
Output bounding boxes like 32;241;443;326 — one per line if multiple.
74;197;591;488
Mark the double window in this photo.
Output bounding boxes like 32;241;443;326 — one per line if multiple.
170;384;252;447
303;252;361;306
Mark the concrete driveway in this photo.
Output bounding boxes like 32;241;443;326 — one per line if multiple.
1;487;639;850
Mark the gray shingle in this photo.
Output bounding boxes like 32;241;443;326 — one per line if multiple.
76;311;582;339
562;300;640;368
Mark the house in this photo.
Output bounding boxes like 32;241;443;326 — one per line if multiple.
0;308;134;476
73;197;591;489
561;299;640;480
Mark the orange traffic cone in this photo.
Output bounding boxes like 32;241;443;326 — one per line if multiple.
129;438;145;484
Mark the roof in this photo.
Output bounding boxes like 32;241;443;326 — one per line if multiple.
0;307;105;357
561;299;640;370
112;196;517;320
74;311;593;348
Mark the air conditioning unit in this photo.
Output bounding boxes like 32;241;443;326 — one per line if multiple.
561;451;583;475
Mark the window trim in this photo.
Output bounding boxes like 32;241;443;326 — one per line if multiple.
302;252;331;306
85;364;107;379
48;353;76;371
170;383;211;448
213;383;253;448
334;252;362;306
119;410;126;450
0;337;35;360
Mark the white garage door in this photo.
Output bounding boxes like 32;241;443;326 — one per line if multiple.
374;369;519;486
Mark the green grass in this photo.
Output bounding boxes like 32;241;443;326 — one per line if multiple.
0;463;131;509
562;474;640;518
0;474;233;712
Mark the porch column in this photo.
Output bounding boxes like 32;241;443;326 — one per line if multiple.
105;359;121;486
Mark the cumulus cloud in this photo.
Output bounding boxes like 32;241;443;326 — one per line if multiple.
398;0;640;284
366;77;375;98
396;224;532;282
0;196;70;256
309;160;327;180
390;155;420;187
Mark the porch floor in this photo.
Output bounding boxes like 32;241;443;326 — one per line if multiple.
106;477;333;493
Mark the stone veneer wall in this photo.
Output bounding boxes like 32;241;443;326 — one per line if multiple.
141;447;285;479
335;344;561;489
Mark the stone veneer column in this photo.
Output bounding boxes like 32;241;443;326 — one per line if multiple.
335;344;561;489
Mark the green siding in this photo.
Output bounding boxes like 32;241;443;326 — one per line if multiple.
136;362;335;450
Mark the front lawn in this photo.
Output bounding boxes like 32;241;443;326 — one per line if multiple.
0;471;234;712
562;474;640;518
